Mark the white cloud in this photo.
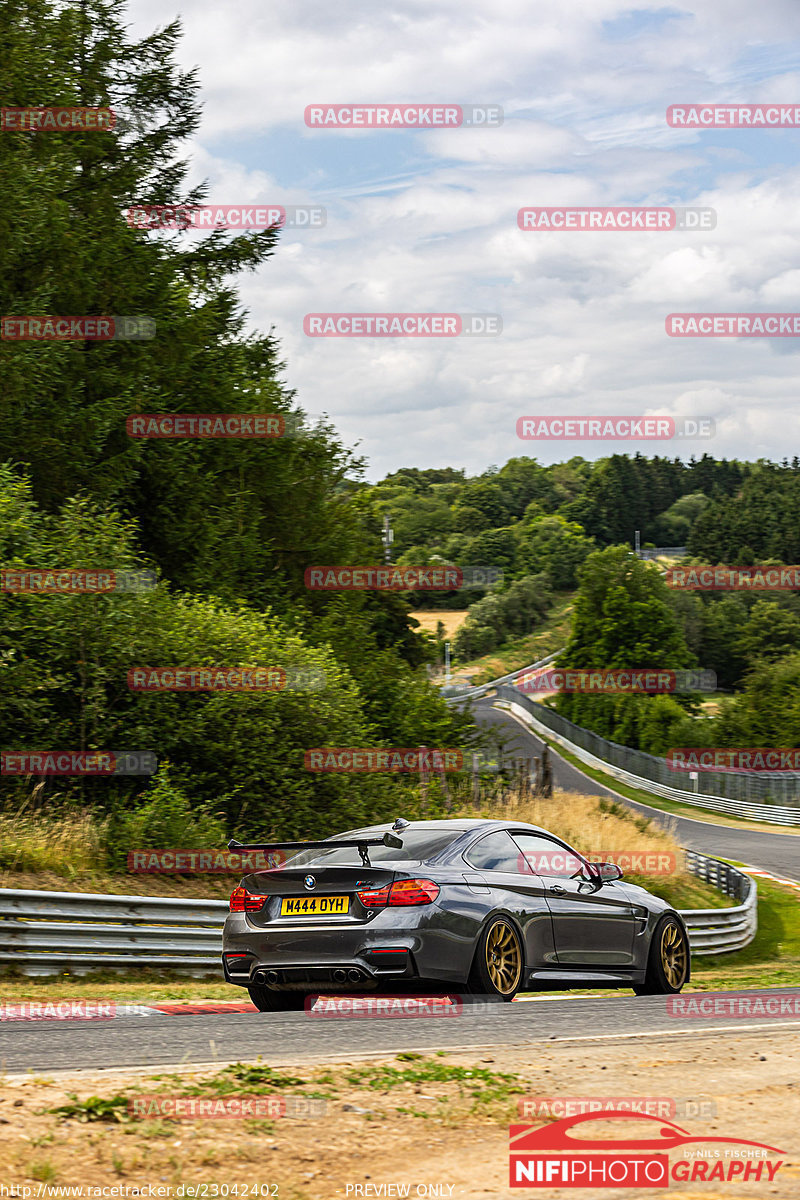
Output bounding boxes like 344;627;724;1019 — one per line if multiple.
128;0;800;477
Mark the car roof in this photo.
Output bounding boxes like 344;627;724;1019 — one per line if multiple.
336;818;561;838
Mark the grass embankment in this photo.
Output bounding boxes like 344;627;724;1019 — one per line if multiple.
518;711;800;835
0;811;236;899
3;787;774;1000
0;1053;527;1193
451;592;575;686
409;609;470;640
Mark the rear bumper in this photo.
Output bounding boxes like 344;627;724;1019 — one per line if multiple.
222;908;470;990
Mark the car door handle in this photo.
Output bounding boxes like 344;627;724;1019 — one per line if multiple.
549;884;567;895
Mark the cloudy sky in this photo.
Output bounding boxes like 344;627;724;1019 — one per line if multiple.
127;0;800;480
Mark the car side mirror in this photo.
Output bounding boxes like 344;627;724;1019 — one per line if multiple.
383;832;404;849
595;861;623;883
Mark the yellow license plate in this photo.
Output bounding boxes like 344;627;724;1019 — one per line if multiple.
280;895;349;917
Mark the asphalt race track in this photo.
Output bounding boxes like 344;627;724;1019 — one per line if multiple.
474;699;800;882
2;697;798;1078
3;991;800;1074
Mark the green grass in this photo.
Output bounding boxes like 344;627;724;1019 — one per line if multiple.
147;1063;314;1097
0;968;232;1002
518;712;800;837
455;592;574;686
342;1060;525;1115
48;1094;130;1123
688;873;800;989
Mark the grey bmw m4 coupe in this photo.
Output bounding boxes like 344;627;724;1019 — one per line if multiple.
222;817;690;1010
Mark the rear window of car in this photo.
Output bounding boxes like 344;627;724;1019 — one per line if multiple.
285;829;462;867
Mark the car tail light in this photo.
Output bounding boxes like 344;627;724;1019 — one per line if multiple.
356;884;392;909
389;879;439;905
356;879;439;909
229;886;267;913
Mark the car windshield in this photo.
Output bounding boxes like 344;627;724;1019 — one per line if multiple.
282;828;462;867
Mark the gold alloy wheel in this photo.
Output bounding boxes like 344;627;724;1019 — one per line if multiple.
661;922;688;988
485;921;522;995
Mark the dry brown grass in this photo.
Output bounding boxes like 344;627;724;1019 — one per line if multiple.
500;787;684;868
453;787;730;908
0;810;105;876
410;609;470;638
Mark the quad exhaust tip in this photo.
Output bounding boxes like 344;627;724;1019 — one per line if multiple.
332;969;347;983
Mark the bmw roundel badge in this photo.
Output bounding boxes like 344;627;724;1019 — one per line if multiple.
304;875;316;890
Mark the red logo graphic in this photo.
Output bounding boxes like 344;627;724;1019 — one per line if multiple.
509;1112;783;1187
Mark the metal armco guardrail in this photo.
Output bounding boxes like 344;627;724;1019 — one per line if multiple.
443;650;561;703
0;848;756;976
497;686;800;826
680;852;757;954
0;889;227;975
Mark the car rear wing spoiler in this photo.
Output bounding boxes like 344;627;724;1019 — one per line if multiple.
227;832;404;867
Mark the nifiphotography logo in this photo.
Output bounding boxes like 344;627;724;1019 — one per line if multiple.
508;1111;783;1188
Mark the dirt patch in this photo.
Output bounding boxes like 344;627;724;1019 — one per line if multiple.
410;610;469;639
0;1028;797;1198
